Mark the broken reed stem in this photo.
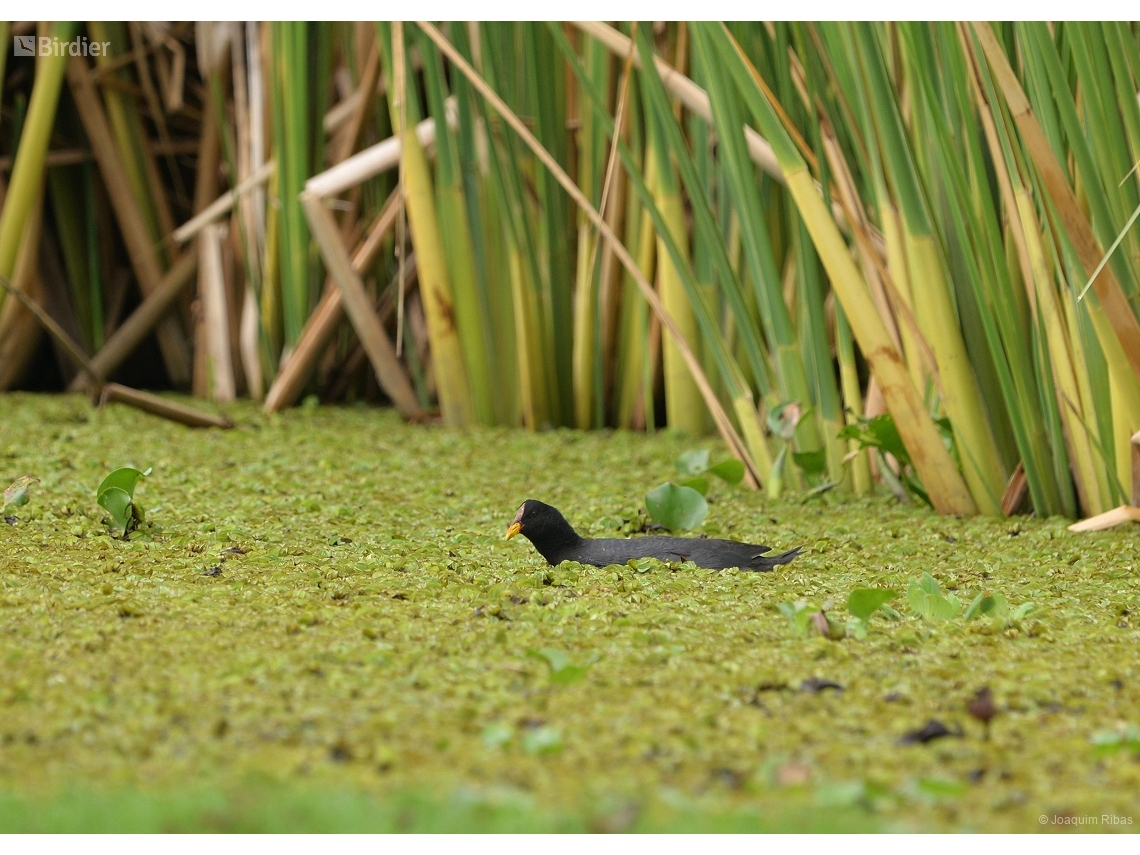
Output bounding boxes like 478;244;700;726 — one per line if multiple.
1;270;230;430
263;189;403;411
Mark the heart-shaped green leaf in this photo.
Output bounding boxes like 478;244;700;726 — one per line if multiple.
707;458;744;485
97;467;149;502
675;449;710;476
792;449;828;476
867;414;910;466
847;588;897;621
645;482;708;531
680;476;709;496
97;487;134;536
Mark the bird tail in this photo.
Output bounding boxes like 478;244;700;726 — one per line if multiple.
757;546;801;570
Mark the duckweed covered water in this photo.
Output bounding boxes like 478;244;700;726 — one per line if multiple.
1;393;1138;832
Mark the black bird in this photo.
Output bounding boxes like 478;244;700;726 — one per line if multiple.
505;499;801;572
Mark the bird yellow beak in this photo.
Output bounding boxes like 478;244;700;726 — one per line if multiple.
505;521;522;540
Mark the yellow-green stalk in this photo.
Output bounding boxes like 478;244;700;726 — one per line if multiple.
709;22;976;515
0;22;76;309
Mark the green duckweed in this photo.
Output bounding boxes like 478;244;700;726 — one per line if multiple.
0;393;1138;832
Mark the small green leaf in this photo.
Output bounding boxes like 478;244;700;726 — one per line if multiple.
628;557;660;573
792;449;828;476
847;588;897;621
777;602;799;622
907;577;959;622
1010;602;1035;623
776;600;817;637
675;449;710;476
919;573;942;596
645;482;708;531
679;476;710;496
815;781;867;808
867;414;910;466
707;458;744;485
880;605;903;621
963;593;986;621
97;487;134;536
97;467;148;502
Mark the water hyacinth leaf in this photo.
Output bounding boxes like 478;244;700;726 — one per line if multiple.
676;449;711;476
847;588;898;621
837;414;911;467
97;487;134;536
96;467;150;501
645;483;708;531
680;476;710;496
707;458;745;485
793;449;829;477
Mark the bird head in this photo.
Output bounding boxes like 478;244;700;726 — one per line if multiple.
504;499;577;547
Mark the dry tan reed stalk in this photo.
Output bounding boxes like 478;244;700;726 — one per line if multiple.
199;223;236;402
263;190;402;411
331;41;381;166
301;192;421;418
174;161;275;244
99;384;233;428
0;186;45;390
323;256;415;403
2;265;232;429
67;54;191;386
305;107;448;198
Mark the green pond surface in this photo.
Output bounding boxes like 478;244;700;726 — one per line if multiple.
0;393;1138;832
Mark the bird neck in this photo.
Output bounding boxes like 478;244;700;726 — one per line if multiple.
529;518;583;565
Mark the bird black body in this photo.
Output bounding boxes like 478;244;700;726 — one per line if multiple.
505;500;800;572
